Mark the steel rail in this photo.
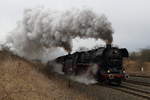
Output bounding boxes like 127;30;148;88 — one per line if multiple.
125;80;150;87
108;84;150;100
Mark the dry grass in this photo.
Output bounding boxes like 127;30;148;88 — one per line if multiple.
123;59;150;76
0;50;91;100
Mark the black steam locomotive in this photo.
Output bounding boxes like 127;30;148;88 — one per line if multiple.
54;44;129;85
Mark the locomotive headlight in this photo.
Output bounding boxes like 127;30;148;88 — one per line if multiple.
123;70;126;73
107;70;110;73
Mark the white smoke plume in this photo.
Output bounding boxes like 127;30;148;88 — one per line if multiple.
76;46;89;52
70;64;99;85
47;60;64;75
6;7;113;60
47;60;99;85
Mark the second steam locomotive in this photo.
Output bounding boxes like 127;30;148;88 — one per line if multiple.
52;44;129;85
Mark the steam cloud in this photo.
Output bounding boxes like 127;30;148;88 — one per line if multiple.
6;7;113;60
70;64;99;85
48;61;99;85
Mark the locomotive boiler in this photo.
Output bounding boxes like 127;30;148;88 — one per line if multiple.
53;44;129;85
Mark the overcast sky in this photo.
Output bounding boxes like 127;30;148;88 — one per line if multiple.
0;0;150;51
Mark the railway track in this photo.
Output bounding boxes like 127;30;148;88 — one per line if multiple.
129;74;150;78
108;82;150;100
125;79;150;87
125;75;150;87
114;85;150;100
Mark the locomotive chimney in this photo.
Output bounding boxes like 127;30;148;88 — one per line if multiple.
105;40;112;48
68;51;71;55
